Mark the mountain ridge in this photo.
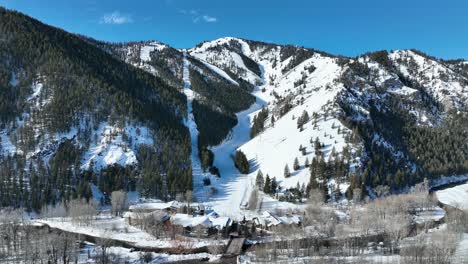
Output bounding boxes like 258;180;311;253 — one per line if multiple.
0;7;467;212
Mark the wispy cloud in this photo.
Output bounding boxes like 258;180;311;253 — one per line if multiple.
100;11;133;25
179;9;218;23
203;15;217;23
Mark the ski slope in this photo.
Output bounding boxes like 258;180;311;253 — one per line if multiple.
182;52;209;201
207;101;264;217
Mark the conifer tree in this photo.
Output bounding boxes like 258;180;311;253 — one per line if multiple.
284;164;291;178
264;174;271;194
293;158;300;171
256;170;264;190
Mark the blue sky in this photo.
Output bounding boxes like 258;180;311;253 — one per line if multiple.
1;0;467;59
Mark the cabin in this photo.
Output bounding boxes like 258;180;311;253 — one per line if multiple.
128;201;180;214
123;210;171;227
170;213;233;237
252;211;302;230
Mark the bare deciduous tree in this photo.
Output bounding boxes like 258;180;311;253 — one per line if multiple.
111;190;128;217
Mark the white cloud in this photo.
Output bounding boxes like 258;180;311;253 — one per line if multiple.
100;11;133;25
179;9;217;23
203;15;217;23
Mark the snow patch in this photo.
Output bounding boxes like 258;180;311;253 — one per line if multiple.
81;123;153;171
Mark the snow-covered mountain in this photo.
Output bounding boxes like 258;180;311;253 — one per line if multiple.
100;36;467;214
1;5;467;212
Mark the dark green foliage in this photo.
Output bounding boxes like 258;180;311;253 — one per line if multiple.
189;69;254;114
199;145;214;172
340;91;468;190
98;165;136;195
234;150;249;174
293;158;300;171
209;166;220;177
250;107;269;138
270;177;278;194
256;170;264;190
0;8;187;132
263;174;271;194
192;100;237;147
280;46;316;74
367;50;392;70
190;68;254;146
285;164;291;177
83;38;184;89
203;177;211;186
297;110;309;129
0;7;193;209
239;53;262;77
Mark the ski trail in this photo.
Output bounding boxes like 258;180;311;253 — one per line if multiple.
182;52;207;201
209;101;263;217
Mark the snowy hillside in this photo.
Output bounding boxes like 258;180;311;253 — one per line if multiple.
1;16;467;213
389;50;468;110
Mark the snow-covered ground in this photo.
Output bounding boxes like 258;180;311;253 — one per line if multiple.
182;52;210;201
205;101;264;218
78;242;221;264
453;234;468;264
436;182;468;211
36;216;225;249
81;122;154;171
139;41;166;62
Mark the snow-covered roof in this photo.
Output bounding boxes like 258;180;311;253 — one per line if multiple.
260;211;302;226
171;214;211;228
129;201;180;212
123;210;170;222
170;214;233;229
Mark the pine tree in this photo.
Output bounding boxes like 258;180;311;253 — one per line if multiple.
256;170;264;190
284;164;291;178
271;177;278;194
264;174;271;194
293;158;300;171
234;150;250;174
305;157;310;167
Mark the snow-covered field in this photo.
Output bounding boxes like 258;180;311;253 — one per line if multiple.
79;243;221;264
436;182;468;211
36;216;225;249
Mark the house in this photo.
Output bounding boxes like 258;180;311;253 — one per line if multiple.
123;210;170;227
170;213;233;237
128;201;180;214
252;211;302;230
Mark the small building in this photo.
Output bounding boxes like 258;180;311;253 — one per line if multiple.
123;210;170;227
128;201;180;214
170;213;233;237
252;211;302;230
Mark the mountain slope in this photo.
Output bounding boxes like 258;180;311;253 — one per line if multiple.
0;8;467;212
0;7;192;210
188;38;468;206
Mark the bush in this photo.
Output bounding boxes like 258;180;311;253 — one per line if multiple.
203;177;211;186
234;150;250;174
209;166;221;177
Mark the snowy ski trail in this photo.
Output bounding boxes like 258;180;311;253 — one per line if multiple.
208;101;263;217
182;52;208;201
